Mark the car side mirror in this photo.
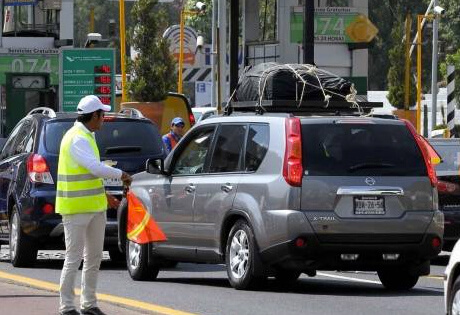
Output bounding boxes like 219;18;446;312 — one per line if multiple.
146;158;165;175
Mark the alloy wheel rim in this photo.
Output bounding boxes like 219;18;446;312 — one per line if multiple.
10;212;19;260
453;290;460;315
128;240;141;271
229;230;250;279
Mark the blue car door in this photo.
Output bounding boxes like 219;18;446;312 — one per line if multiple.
0;120;28;236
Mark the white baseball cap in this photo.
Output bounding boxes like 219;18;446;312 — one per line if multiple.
77;95;111;114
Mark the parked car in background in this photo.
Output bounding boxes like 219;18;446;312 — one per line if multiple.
429;138;460;251
192;107;217;123
118;103;443;291
0;107;165;267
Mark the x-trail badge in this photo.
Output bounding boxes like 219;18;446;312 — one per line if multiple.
365;177;376;186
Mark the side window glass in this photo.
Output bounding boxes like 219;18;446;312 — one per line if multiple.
13;121;32;155
209;125;246;173
1;122;24;159
172;128;214;175
245;124;269;172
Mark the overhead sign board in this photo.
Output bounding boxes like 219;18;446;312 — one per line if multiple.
4;0;37;5
290;7;378;44
60;49;115;112
0;50;59;85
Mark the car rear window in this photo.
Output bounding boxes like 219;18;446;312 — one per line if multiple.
301;123;427;176
45;120;164;156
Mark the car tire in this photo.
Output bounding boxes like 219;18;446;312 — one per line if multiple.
449;276;460;315
225;219;265;290
9;205;37;267
377;268;419;290
125;239;159;281
274;269;302;285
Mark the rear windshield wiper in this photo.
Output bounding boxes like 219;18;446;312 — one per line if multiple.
348;162;395;172
104;146;142;154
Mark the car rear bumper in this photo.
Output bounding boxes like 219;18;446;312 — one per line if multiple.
259;233;442;272
18;192;119;249
256;209;443;271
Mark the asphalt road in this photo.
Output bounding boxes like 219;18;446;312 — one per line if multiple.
0;246;448;315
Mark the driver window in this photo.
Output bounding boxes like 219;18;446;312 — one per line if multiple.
1;121;25;159
172;128;214;175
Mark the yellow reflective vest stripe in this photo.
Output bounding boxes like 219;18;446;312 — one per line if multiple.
55;125;107;215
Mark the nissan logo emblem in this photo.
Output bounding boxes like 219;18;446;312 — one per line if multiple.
365;177;376;186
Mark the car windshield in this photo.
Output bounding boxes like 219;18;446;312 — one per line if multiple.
301;123;427;176
45;120;164;156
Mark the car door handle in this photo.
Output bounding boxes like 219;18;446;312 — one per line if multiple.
221;184;233;193
185;184;196;193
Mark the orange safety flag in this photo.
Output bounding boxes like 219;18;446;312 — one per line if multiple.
126;191;167;244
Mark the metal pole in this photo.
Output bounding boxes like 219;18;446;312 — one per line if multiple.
0;0;3;48
447;65;456;137
229;0;239;94
218;0;226;102
211;0;217;107
431;0;439;134
90;6;95;33
404;13;412;111
303;0;314;64
409;0;434;57
416;15;423;134
119;0;127;102
178;10;185;94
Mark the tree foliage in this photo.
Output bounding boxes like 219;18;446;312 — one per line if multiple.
184;0;212;42
127;0;177;102
386;17;416;109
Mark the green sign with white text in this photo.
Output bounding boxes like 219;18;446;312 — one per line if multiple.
60;49;115;112
0;54;59;85
290;7;378;44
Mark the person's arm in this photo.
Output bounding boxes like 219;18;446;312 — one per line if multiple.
70;135;123;179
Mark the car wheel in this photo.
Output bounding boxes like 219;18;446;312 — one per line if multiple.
274;269;302;285
449;277;460;315
377;268;419;290
9;205;37;267
125;239;159;281
225;219;265;290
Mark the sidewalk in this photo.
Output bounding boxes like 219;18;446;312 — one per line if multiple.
0;279;152;315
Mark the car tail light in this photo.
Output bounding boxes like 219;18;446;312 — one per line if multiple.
27;154;54;184
402;120;438;187
189;112;196;126
42;203;54;215
283;117;303;187
437;180;459;194
431;237;441;249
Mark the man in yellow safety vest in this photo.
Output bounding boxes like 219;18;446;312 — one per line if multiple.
56;95;132;315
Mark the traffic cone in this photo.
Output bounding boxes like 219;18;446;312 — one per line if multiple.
126;190;167;244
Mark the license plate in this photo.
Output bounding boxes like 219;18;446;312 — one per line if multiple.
103;178;122;187
354;196;385;215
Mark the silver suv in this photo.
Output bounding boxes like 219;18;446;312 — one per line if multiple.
118;109;444;290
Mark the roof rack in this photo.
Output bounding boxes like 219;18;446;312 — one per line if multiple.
225;100;383;116
27;107;57;118
118;108;145;119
